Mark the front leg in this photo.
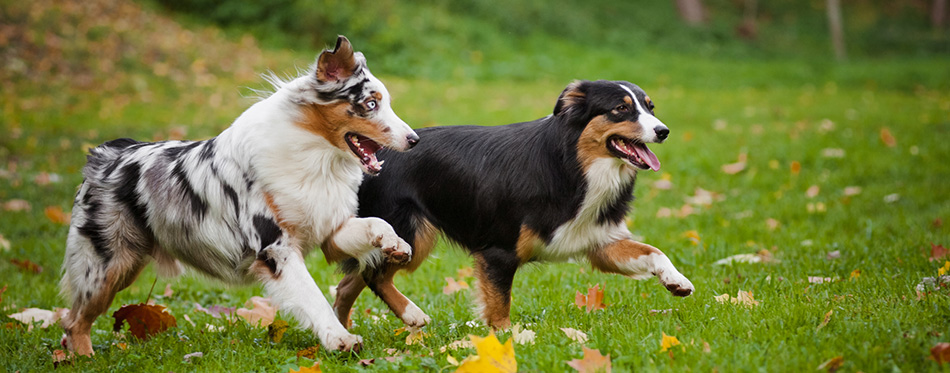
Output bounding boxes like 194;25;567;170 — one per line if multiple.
323;217;412;268
251;243;361;352
588;239;694;296
473;248;520;329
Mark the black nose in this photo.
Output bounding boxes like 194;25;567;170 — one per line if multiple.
407;133;419;148
655;126;670;141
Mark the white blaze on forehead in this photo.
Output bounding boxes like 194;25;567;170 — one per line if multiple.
618;84;666;142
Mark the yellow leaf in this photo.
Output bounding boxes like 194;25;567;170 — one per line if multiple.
939;261;950;276
289;362;321;373
849;269;861;280
660;332;681;352
683;230;701;245
455;332;517;373
447;355;460;366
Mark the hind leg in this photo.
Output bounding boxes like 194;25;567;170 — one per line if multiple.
60;229;148;356
253;242;361;352
365;265;430;328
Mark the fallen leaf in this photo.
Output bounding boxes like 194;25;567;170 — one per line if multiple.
884;193;900;203
842;186;862;196
457;267;474;279
112;303;177;339
268;319;289;343
721;153;747;175
683;230;701;245
511;324;536;345
820;148;845;158
455;332;517;373
183;351;203;363
394;325;429;345
10;258;42;273
0;285;6;305
44;206;71;225
713;249;777;265
52;349;71;367
790;161;801;175
714;290;760;308
567;347;612;373
236;296;275;327
653;179;673;190
817;310;833;330
660;332;681;352
0;234;10;251
880;127;896;147
939;261;950;276
931;343;950;364
440;339;475;353
931;244;949;262
359;358;377;367
656;207;672;218
560;328;589;344
289;362;321;373
766;218;780;231
296;346;319;360
163;283;174;297
685;188;723;206
850;269;861;280
808;276;835;284
443;277;470;295
816;356;844;372
2;199;31;212
649;309;675;315
702;341;711;353
446;355;460;366
574;284;607;313
806;185;820;198
194;303;236;318
34;172;61;185
826;251;841;260
8;307;69;330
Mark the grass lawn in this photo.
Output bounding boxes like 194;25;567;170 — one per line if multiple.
2;1;950;372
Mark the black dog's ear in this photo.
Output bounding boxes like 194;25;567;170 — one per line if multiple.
316;35;357;83
553;80;587;116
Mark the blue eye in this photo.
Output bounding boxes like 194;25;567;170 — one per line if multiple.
366;100;377;110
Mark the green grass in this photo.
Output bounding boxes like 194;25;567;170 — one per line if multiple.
2;0;950;371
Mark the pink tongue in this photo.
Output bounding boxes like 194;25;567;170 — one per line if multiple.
632;143;661;171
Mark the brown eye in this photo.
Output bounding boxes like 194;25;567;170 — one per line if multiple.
616;104;629;112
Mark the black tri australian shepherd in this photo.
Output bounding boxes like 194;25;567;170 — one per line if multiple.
59;36;418;355
333;80;695;329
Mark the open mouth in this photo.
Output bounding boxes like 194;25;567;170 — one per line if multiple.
346;132;384;175
607;135;661;171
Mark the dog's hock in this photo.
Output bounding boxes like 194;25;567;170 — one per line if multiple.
316;35;357;83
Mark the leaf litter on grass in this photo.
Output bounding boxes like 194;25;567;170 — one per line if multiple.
567;347;611;373
574;284;607;313
455;332;516;373
112;303;176;339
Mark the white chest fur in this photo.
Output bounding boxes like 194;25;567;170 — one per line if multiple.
538;158;636;261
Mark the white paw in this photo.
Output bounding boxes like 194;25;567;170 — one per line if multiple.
373;232;412;265
658;270;694;297
400;303;431;328
321;329;363;352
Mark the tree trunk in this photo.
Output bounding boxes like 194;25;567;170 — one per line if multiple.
675;0;706;26
934;0;947;29
826;0;847;61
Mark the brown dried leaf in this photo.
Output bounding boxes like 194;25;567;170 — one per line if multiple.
296;346;319;360
236;296;275;327
10;258;42;273
816;356;844;372
112;303;177;339
3;199;31;212
574;284;606;313
567;347;612;373
267;319;289;343
931;243;948;262
443;277;470;295
816;309;833;330
880;127;896;147
931;342;950;364
44;206;71;225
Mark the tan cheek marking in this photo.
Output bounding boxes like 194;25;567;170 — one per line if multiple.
515;225;544;265
296;102;350;152
577;116;649;170
588;239;662;274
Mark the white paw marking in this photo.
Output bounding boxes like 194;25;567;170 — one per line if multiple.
400;303;430;328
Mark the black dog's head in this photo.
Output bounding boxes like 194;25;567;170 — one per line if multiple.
554;80;669;171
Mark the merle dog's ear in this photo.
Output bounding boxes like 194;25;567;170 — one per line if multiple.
553;80;587;116
316;35;357;83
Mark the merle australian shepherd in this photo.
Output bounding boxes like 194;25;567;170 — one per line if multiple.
333;80;695;329
59;36;417;355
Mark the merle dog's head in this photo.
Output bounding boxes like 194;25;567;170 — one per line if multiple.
554;80;669;172
292;36;418;175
